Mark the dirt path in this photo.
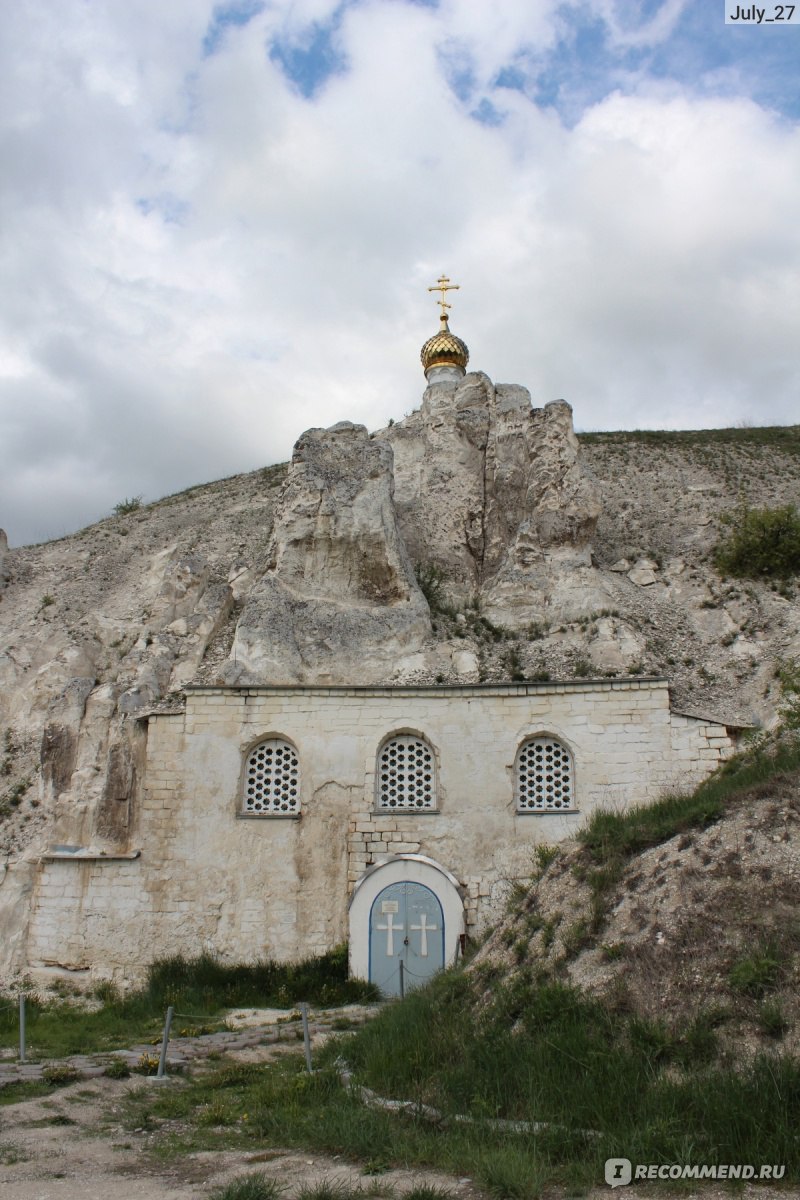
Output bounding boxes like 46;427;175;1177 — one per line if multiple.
0;1071;469;1200
0;1006;478;1200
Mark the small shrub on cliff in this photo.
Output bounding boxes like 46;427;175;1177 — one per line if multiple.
415;562;450;615
714;503;800;580
113;495;142;516
729;941;784;998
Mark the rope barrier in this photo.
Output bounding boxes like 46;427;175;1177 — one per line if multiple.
374;960;434;984
400;963;431;980
172;1011;224;1022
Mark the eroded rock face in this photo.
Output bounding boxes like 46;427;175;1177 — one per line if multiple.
230;422;431;683
383;375;603;627
233;381;605;681
385;375;491;589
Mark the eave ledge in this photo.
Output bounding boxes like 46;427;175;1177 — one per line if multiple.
42;846;141;862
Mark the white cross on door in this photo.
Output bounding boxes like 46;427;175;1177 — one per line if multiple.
375;912;404;957
409;912;438;957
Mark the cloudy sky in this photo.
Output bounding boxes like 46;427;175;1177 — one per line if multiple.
1;0;799;547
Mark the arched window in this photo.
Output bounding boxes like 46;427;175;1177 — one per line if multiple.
376;734;437;810
516;736;575;812
243;738;300;815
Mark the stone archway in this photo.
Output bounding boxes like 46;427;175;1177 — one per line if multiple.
348;855;465;996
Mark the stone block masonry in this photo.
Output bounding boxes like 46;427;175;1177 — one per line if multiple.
26;679;737;986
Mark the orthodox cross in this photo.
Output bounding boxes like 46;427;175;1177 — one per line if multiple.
428;274;460;319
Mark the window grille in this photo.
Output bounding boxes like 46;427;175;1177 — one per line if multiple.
516;737;574;812
243;739;300;814
377;735;436;810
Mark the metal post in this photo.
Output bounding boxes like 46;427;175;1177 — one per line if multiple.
19;994;26;1064
157;1005;174;1078
399;960;405;1000
299;1002;313;1074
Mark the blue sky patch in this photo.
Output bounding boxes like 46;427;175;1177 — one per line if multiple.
135;195;191;225
480;1;800;124
268;5;350;99
436;41;477;104
644;3;800;119
494;63;529;93
202;1;265;57
205;0;800;121
470;97;506;127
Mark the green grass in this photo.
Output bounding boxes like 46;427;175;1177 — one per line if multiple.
578;732;800;876
122;973;800;1195
0;1079;54;1105
578;425;800;452
572;732;800;949
0;947;377;1060
0;991;166;1060
143;944;377;1013
728;942;785;998
209;1173;285;1200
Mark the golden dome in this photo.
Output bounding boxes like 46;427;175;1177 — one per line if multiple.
420;314;470;376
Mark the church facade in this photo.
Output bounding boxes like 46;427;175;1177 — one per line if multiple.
28;678;735;993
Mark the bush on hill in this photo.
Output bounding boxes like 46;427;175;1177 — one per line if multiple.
714;503;800;580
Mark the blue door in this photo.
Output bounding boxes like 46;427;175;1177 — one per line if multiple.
369;881;444;997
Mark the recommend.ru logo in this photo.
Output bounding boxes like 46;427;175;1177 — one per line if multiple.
605;1160;785;1186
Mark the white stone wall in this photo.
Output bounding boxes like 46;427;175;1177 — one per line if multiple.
26;680;737;983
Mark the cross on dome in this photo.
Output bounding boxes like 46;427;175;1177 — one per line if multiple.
428;273;460;320
420;272;469;382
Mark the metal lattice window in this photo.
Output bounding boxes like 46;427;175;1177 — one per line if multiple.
377;735;436;810
516;738;574;812
243;739;300;815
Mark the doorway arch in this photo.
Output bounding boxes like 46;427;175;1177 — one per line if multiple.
348;855;465;996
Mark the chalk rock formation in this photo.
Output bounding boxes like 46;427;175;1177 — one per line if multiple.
229;422;430;683
383;374;604;627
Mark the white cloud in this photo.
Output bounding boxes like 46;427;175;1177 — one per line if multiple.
590;0;691;48
0;0;798;545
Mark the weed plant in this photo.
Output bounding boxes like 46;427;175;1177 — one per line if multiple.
112;496;143;515
209;1172;284;1200
728;941;785;998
